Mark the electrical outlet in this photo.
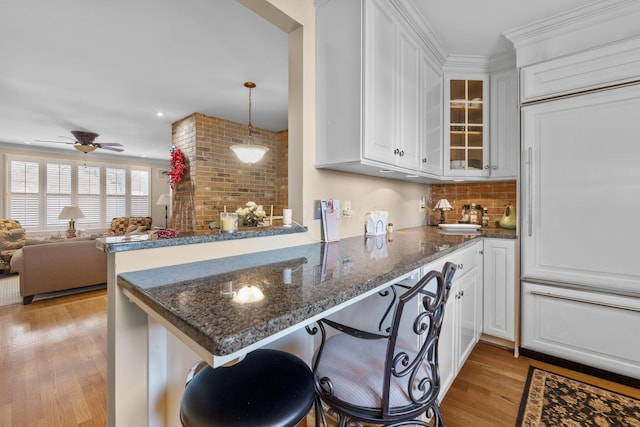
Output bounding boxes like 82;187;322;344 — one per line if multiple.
313;200;322;219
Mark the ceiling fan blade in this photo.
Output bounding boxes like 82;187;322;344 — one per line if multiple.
33;139;75;145
98;145;125;152
96;142;124;147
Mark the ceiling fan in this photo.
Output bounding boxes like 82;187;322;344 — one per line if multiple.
35;130;124;153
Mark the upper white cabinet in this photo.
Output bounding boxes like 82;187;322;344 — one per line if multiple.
489;68;519;178
443;69;518;180
443;74;489;178
315;0;443;182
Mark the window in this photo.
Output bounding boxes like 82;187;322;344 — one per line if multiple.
9;160;40;228
6;156;151;232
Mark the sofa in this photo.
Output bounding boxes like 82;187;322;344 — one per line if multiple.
10;237;107;304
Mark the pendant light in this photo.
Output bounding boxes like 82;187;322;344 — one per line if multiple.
229;82;269;164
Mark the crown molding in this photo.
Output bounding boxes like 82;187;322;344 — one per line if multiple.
504;0;640;66
391;0;448;65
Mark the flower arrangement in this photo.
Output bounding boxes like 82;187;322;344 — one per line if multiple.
169;146;187;189
150;228;178;239
236;201;266;227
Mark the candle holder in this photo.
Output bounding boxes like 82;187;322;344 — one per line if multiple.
220;212;238;234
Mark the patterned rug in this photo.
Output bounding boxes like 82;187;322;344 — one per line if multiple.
0;273;21;306
516;367;640;427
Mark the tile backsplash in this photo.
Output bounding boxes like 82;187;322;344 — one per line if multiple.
429;181;517;227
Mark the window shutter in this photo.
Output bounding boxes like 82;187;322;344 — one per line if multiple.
77;165;101;228
9;160;40;227
130;169;150;216
46;163;72;227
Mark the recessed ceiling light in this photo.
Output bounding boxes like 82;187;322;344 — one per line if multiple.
156;111;164;117
24;141;32;144
379;169;393;173
141;154;147;158
406;175;418;178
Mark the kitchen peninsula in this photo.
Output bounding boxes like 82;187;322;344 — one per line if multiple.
102;225;515;427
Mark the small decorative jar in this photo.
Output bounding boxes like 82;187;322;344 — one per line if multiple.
220;212;238;234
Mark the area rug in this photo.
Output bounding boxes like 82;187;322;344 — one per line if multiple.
516;366;640;427
0;273;21;306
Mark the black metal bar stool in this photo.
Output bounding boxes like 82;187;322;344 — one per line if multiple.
179;348;316;427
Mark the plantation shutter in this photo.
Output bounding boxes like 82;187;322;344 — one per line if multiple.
9;160;40;228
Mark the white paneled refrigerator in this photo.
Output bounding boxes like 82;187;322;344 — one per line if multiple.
520;83;640;379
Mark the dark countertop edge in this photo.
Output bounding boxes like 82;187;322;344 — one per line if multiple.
97;225;308;253
117;231;510;357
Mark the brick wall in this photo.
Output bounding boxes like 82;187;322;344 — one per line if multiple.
171;113;288;232
429;181;517;227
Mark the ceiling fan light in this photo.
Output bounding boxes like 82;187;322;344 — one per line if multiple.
74;145;97;153
229;144;269;164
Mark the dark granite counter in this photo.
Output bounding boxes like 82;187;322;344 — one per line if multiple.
117;226;515;358
97;224;308;253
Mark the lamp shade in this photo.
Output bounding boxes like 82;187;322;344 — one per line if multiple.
433;199;453;211
58;205;85;220
229;144;269;164
156;194;170;206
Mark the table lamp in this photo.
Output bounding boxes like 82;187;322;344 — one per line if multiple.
58;205;85;238
433;199;453;224
156;194;170;228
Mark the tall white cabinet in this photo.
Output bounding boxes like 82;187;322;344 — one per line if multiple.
514;32;640;378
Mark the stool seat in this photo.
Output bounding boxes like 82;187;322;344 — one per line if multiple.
180;349;315;427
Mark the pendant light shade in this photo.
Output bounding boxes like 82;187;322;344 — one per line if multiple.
230;82;269;164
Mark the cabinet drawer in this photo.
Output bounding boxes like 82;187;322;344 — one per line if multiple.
423;242;480;279
522;282;640;379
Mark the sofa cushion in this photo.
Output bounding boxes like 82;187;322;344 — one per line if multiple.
108;217;152;235
0;228;26;250
0;219;22;230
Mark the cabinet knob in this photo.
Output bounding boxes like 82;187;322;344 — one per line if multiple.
492;165;497;170
422;158;427;163
484;165;490;170
393;148;400;155
400;150;405;157
457;263;463;270
460;290;464;297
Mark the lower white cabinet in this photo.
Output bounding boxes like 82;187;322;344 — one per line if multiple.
424;242;483;399
483;239;516;342
522;282;640;379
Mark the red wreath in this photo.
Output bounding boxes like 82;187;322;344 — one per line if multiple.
169;146;187;189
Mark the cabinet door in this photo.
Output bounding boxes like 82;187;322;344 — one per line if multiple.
420;52;442;176
521;84;640;295
455;264;482;370
396;26;421;170
437;291;456;400
489;68;518;178
483;239;515;341
444;74;489;178
362;0;397;165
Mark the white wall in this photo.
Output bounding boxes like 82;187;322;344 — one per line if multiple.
242;0;430;241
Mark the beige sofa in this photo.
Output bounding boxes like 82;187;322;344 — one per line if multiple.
10;238;107;304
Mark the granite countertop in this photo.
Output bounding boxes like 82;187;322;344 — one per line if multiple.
96;224;308;253
117;226;515;357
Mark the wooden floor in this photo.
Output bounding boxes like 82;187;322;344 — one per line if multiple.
1;289;638;427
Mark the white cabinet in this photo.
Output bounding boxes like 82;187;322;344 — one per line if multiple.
522;282;640;379
488;68;518;178
483;239;516;342
315;0;443;182
424;242;483;399
443;74;489;178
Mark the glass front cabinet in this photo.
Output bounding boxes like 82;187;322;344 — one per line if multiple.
444;75;489;177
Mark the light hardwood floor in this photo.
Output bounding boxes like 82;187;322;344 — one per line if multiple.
1;289;638;427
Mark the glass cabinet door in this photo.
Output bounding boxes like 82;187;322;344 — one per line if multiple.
446;76;488;176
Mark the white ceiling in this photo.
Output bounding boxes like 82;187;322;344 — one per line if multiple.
0;0;596;161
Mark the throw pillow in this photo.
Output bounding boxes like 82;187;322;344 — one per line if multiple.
0;228;26;250
125;224;139;235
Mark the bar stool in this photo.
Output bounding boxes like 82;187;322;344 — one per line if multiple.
179;348;316;427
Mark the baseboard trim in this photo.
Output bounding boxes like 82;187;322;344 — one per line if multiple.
519;347;640;389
